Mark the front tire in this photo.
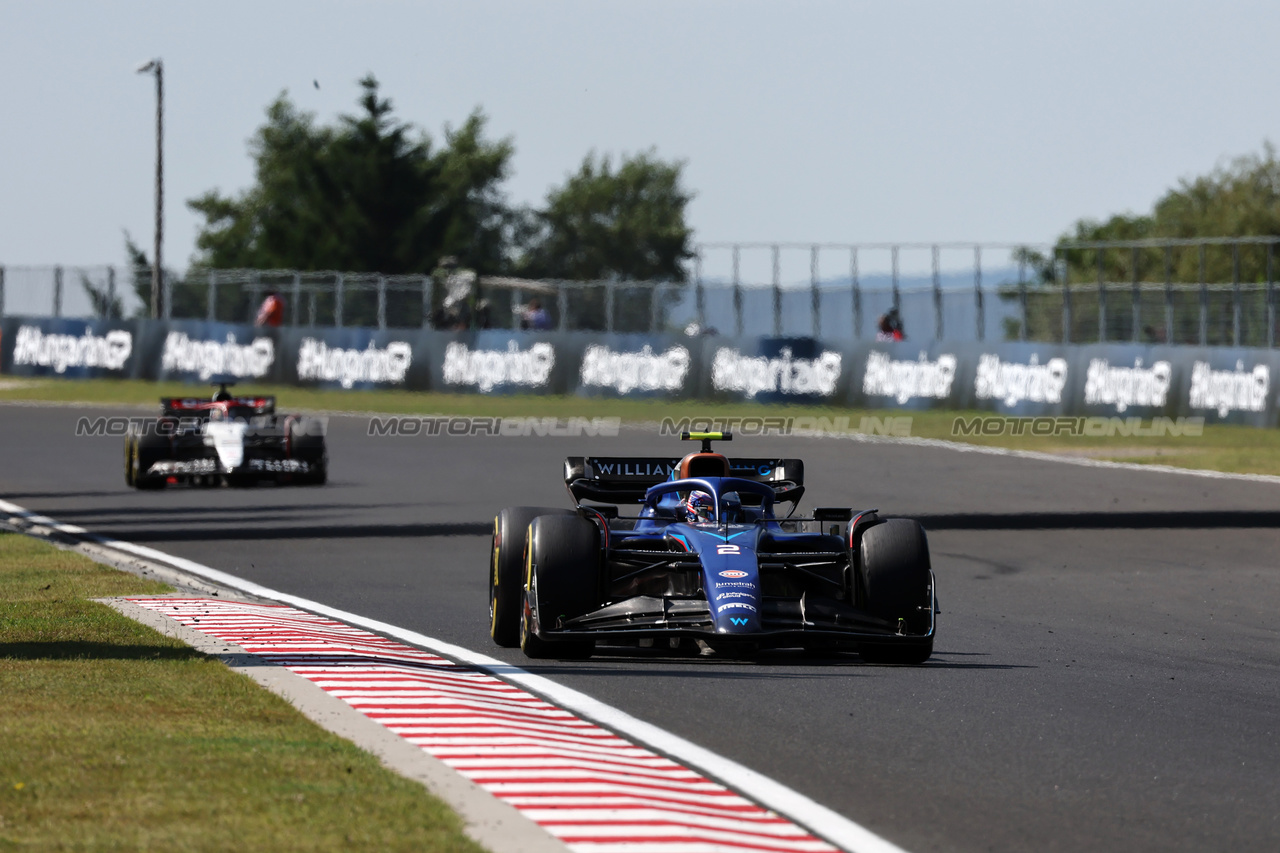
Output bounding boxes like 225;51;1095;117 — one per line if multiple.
490;506;574;647
131;420;169;490
858;519;934;664
519;514;599;659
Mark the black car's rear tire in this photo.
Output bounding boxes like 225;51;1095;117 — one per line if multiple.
519;514;599;659
130;420;169;490
858;518;934;664
290;419;327;485
490;506;574;647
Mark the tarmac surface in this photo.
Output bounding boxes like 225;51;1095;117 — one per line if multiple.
3;402;1278;852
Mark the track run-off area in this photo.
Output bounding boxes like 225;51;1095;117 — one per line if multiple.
3;402;1279;852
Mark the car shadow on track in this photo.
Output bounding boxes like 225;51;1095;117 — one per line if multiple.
910;510;1280;530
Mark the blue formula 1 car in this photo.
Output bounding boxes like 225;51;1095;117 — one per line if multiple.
489;432;936;663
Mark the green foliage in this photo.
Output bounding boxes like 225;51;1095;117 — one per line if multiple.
515;149;695;282
188;76;515;276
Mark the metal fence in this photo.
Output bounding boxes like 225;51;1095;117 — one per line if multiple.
4;238;1278;346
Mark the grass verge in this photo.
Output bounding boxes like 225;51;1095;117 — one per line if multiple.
2;376;1279;476
0;530;485;852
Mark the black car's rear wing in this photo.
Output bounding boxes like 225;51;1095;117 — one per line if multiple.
565;456;805;504
160;396;277;417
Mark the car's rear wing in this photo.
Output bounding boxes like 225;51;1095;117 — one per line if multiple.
161;396;276;416
565;456;805;504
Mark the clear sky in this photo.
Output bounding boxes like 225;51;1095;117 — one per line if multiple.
3;0;1277;280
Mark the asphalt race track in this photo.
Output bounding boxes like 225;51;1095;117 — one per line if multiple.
3;402;1279;852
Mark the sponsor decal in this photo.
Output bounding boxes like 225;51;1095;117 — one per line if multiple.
715;592;752;600
161;332;274;380
150;458;219;476
715;581;756;589
297;337;411;389
718;569;749;579
711;347;842;398
974;353;1068;406
580;343;691;394
442;341;555;392
716;544;741;555
729;617;750;626
717;602;757;613
862;351;957;404
247;458;313;473
1188;360;1269;417
590;459;680;478
1083;358;1172;413
12;324;132;373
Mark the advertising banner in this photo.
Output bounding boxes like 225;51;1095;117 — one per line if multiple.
0;316;139;379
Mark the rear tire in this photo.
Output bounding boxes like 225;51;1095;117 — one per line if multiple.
490;507;574;647
290;419;327;485
858;519;934;664
131;420;169;490
519;514;599;659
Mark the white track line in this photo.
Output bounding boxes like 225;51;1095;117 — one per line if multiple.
0;497;909;853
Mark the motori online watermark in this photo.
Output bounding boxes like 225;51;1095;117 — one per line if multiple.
75;417;327;437
367;416;622;437
951;415;1204;437
658;416;913;437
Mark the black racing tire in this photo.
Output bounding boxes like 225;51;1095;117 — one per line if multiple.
131;420;169;490
519;514;599;660
489;506;574;647
858;518;934;664
290;419;328;485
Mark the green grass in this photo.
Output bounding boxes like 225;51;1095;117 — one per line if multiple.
0;531;485;852
2;376;1279;476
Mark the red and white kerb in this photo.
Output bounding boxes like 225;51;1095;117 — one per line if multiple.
129;598;838;853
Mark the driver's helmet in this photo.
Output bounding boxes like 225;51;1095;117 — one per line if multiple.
720;492;742;523
685;490;715;523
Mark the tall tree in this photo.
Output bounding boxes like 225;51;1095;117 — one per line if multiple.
516;150;695;281
188;75;514;274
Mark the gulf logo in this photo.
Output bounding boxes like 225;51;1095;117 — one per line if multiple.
719;569;749;578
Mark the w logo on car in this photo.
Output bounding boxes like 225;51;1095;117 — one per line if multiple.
730;617;749;626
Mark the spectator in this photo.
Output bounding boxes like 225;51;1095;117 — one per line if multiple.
520;297;552;331
875;308;904;342
255;290;286;327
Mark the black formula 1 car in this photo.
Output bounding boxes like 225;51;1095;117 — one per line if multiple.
489;432;936;663
124;382;327;488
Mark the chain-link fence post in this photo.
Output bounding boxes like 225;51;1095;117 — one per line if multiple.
1164;244;1174;344
309;287;317;327
650;282;661;332
106;267;117;319
1097;248;1107;343
810;245;820;338
162;268;172;320
891;245;900;310
851;247;861;338
1130;245;1141;342
1232;242;1241;347
335;273;344;328
1059;251;1072;343
377;275;387;330
974;245;984;341
1;266;8;318
695;255;706;331
207;270;217;321
421;275;432;329
1017;254;1028;342
932;244;943;341
605;281;615;333
1198;245;1208;345
771;245;781;336
1268;242;1275;348
291;272;301;326
732;246;743;337
558;282;568;331
52;266;63;317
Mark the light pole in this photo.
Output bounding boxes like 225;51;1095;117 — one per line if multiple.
137;58;163;319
